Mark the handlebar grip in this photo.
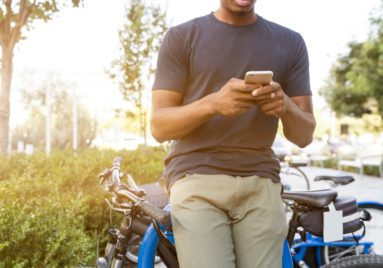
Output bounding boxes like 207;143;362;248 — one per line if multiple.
138;200;170;226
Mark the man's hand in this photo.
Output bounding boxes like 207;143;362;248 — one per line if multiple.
248;80;315;147
209;78;257;116
250;81;288;117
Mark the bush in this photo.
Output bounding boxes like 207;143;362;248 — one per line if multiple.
0;147;166;267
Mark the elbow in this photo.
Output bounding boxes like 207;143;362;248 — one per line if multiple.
299;122;316;148
152;134;166;144
288;135;313;148
150;125;166;144
287;120;316;148
150;117;168;144
296;136;314;148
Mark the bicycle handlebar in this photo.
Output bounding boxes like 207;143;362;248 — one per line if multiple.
101;157;170;226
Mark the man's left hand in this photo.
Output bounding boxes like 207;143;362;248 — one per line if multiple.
251;81;289;117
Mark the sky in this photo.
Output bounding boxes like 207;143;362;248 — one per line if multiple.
10;0;382;130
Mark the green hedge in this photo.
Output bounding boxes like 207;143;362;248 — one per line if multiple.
0;146;166;267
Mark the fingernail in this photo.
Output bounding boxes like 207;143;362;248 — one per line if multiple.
252;90;258;96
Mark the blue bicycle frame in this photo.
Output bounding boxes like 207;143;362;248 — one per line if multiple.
358;200;383;207
138;204;294;268
138;204;174;268
291;200;383;267
292;233;372;267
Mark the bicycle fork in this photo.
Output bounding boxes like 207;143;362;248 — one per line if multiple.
97;217;132;268
97;226;119;268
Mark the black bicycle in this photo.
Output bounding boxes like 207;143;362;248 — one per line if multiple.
96;157;175;268
280;155;311;191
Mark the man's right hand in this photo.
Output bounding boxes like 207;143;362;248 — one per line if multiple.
209;78;259;116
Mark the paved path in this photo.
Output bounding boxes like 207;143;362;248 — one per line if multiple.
298;166;383;203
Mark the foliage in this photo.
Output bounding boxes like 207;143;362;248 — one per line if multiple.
11;75;97;150
0;0;83;156
0;147;166;267
108;0;168;144
0;1;83;156
0;1;82;47
320;2;383;119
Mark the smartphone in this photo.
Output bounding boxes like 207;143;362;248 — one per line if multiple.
244;71;273;85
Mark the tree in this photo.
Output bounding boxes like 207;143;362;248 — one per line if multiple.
12;74;97;150
0;0;82;155
320;2;383;119
108;0;168;145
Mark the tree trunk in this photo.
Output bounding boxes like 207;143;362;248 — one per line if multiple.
139;105;147;146
0;46;14;155
142;110;147;145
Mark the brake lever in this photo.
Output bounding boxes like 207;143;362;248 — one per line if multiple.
125;174;147;197
104;198;130;214
98;168;111;180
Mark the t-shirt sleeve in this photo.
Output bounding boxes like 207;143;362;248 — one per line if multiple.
284;33;311;97
152;27;189;93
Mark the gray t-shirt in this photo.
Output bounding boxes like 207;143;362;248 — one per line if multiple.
153;14;311;188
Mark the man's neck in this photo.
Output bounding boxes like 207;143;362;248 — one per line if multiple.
213;7;257;25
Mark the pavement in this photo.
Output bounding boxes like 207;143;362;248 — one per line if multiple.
297;166;383;203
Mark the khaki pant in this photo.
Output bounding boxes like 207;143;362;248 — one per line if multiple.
169;174;288;268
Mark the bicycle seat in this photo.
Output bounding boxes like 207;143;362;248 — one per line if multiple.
140;183;169;209
313;175;355;186
282;189;338;208
290;162;308;168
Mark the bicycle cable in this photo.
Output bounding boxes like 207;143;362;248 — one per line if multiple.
96;200;107;265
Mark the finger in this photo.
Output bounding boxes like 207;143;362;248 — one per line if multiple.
260;101;284;116
252;91;277;101
255;98;275;106
237;99;256;108
245;83;262;92
252;82;279;96
235;91;261;101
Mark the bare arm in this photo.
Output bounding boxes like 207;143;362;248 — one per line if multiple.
150;78;256;143
251;82;315;147
280;95;315;147
150;90;215;143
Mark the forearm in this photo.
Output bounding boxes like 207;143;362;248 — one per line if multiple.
151;94;216;143
151;79;257;143
280;97;316;148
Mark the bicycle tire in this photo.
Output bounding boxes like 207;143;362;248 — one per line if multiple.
320;255;383;268
280;165;311;191
321;237;362;265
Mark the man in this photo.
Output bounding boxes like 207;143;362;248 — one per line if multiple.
150;0;315;267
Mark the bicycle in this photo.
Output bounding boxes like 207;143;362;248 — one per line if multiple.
96;157;383;268
311;175;383;264
96;157;174;268
283;171;383;267
280;155;311;191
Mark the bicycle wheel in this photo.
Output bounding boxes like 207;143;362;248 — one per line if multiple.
321;237;362;265
280;165;310;191
321;255;383;268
